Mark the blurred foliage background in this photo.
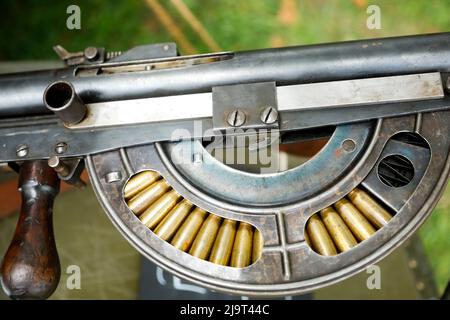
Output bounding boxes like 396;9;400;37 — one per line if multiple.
0;0;449;295
2;0;450;59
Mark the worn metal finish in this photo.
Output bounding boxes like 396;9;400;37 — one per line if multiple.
159;122;370;208
2;33;450;118
15;144;29;158
54;142;68;154
86;110;450;296
0;74;448;163
48;155;70;176
226;109;246;127
43;81;87;126
68;72;442;129
361;138;431;211
277;72;444;111
47;156;85;187
212;82;278;132
73;92;212;129
3;34;450;297
83;47;99;61
260;106;278;125
53;45;106;66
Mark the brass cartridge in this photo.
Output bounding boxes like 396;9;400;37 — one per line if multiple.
139;189;180;229
154;199;193;241
306;214;337;256
320;206;357;252
334;198;376;241
171;207;208;251
348;188;392;229
189;214;222;259
127;180;170;215
230;222;253;268
252;228;263;263
124;171;161;199
209;219;237;266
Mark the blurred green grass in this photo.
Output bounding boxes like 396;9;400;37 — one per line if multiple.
0;0;449;293
2;0;450;58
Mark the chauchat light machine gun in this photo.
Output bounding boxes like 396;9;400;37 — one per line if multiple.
0;33;449;299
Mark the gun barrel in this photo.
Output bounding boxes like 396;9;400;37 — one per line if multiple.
1;33;450;118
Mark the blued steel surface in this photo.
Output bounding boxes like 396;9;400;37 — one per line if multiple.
86;111;450;296
1;34;450;297
2;33;450;117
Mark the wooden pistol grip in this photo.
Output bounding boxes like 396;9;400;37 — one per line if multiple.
1;160;61;299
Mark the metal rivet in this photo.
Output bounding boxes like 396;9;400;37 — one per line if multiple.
105;171;122;183
163;44;169;51
342;139;356;152
16;144;29;158
84;46;98;60
227;109;246;127
48;155;70;177
55;142;68;154
260;106;278;124
193;153;203;164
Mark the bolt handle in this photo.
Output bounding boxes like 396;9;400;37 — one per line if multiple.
1;161;61;299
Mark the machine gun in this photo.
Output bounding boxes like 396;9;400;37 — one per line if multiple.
0;33;449;299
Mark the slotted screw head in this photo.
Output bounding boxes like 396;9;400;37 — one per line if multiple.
260;106;278;124
55;142;68;154
16;144;29;158
227;109;246;127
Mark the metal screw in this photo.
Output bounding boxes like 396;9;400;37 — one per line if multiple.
16;144;29;158
48;156;70;177
163;44;169;51
193;152;203;164
342;139;356;152
105;171;122;183
260;106;278;124
84;46;98;60
446;77;450;92
227;109;246;127
55;142;68;154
